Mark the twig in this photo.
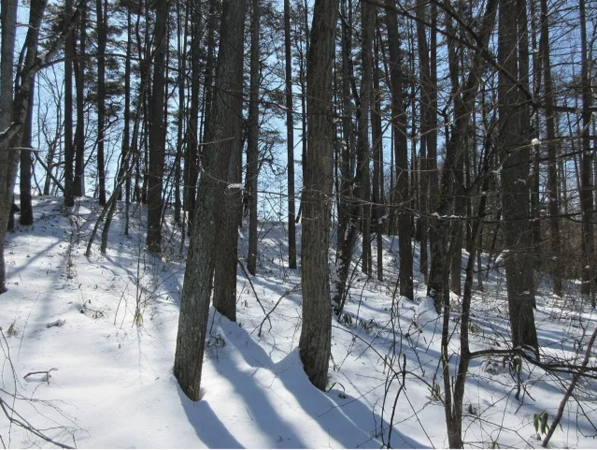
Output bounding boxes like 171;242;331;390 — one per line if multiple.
0;395;74;449
236;257;271;331
542;324;597;447
253;283;301;337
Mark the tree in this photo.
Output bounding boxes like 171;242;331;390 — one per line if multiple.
0;0;18;293
64;0;75;207
299;0;337;391
579;0;595;305
73;3;87;198
1;0;74;293
498;0;539;355
334;0;375;311
284;0;297;270
145;0;170;254
96;0;108;206
174;0;248;401
213;0;248;320
246;0;261;276
539;0;562;296
19;76;35;226
385;0;413;300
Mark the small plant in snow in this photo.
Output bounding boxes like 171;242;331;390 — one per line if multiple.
533;410;550;440
6;322;18;337
467;403;479;416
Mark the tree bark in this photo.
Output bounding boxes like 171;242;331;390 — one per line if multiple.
385;0;413;299
73;3;86;197
19;75;35;226
246;0;261;276
498;0;539;355
174;0;248;401
1;0;49;293
213;2;247;320
579;0;595;305
96;0;107;206
64;0;75;207
285;0;297;270
299;0;337;391
539;0;562;296
145;0;169;254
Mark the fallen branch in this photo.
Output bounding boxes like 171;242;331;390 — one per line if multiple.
23;368;57;383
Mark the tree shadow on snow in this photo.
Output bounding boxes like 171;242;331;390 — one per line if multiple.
177;387;244;449
210;315;427;449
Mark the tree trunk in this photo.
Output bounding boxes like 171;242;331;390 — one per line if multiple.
213;0;247;320
146;0;169;254
1;0;49;293
299;0;337;391
385;0;413;300
579;0;595;305
0;0;18;293
246;0;260;276
371;32;384;282
285;0;297;270
539;0;562;296
19;75;35;226
334;0;373;310
498;0;539;355
96;0;107;206
73;4;86;197
174;0;248;401
184;0;202;235
64;0;75;207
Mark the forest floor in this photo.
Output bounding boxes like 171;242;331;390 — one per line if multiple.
0;196;596;448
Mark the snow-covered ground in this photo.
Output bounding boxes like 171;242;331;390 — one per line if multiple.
1;196;596;448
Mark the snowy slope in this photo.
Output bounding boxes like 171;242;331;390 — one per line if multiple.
1;196;596;449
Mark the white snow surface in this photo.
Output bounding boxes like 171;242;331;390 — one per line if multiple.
1;196;596;449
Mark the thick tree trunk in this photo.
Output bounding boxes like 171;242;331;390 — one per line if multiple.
174;0;247;401
0;0;18;293
1;0;48;293
498;0;539;355
213;2;246;319
299;0;337;391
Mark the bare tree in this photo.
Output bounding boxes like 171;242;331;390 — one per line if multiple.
146;0;170;254
498;0;539;355
299;0;338;390
174;0;248;401
247;0;261;276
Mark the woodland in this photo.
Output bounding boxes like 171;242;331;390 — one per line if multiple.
0;0;597;448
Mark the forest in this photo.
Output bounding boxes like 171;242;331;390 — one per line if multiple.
0;0;596;448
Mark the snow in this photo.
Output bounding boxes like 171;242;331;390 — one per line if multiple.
1;196;596;449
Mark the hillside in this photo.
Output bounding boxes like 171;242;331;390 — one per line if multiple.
1;196;596;448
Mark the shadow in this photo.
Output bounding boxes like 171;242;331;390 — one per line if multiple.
213;315;423;448
177;388;244;449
